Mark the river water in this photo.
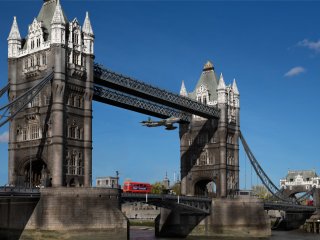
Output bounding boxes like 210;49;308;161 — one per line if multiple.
15;228;319;240
130;228;319;240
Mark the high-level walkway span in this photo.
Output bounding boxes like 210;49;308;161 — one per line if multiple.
93;64;220;122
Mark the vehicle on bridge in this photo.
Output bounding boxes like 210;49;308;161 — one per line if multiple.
140;116;180;130
123;181;152;194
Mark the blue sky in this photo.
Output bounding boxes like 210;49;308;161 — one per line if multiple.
0;0;320;190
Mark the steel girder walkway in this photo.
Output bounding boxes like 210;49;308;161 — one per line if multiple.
93;63;220;122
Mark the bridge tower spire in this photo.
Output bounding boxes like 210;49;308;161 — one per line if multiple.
7;16;21;58
179;80;188;97
7;0;94;188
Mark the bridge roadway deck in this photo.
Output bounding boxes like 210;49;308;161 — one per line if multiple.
0;188;316;214
0;187;40;198
121;193;211;215
93;64;220;120
264;201;316;213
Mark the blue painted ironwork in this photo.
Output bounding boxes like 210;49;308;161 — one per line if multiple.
93;63;220;119
0;72;53;128
240;131;297;203
0;83;9;98
240;132;315;205
93;86;191;122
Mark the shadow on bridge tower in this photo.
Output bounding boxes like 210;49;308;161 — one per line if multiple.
157;62;270;238
7;0;94;188
179;61;240;198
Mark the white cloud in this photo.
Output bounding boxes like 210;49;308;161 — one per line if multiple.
298;39;320;52
284;66;306;77
0;131;9;143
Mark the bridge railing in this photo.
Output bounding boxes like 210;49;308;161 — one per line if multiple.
0;186;40;197
121;193;211;214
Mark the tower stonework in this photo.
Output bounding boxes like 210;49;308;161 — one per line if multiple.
179;61;240;197
8;0;94;188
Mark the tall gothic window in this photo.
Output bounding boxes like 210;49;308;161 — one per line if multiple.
44;95;50;105
73;33;79;45
36;55;40;66
24;59;28;69
42;54;46;65
29;125;40;140
69;126;76;139
22;129;27;141
203;96;207;105
29;94;40;108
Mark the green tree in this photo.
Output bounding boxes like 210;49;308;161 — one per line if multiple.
170;182;181;195
252;185;271;199
151;181;164;194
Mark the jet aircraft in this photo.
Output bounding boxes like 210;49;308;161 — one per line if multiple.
140;116;180;130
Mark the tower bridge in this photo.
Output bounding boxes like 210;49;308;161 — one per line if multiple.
0;0;318;239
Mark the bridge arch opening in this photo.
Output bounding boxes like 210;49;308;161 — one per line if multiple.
194;179;216;197
22;159;48;188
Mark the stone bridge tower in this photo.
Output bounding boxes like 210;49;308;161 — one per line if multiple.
179;61;240;198
7;0;94;188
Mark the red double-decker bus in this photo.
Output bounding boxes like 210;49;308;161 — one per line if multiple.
123;181;152;194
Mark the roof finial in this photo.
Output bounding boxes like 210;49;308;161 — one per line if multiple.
203;60;214;71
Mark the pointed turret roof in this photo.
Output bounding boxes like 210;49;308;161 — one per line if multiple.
189;61;218;101
217;73;226;90
8;16;21;40
83;11;94;35
51;0;66;25
180;80;188;96
232;79;239;95
37;0;67;39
